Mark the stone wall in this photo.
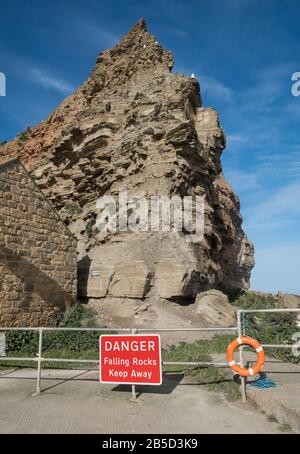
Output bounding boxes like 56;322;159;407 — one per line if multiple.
0;158;77;327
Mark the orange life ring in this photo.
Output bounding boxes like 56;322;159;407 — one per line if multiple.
226;335;265;377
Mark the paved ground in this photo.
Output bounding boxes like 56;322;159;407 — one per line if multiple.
246;357;300;433
0;367;282;434
212;351;300;433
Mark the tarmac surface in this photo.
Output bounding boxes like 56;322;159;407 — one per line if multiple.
245;357;300;433
0;367;282;434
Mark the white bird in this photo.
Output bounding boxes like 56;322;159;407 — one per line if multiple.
143;44;146;48
191;73;195;78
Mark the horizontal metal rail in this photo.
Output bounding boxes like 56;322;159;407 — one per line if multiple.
239;308;300;313
0;308;299;402
0;327;132;332
138;327;237;332
0;324;239;399
0;326;238;332
0;357;230;367
238;344;297;349
163;361;229;367
261;344;297;348
0;357;37;362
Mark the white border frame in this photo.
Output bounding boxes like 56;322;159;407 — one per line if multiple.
99;334;162;386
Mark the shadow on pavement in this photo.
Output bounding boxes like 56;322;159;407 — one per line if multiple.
112;373;184;395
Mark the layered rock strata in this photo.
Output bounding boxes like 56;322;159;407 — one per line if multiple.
0;19;254;302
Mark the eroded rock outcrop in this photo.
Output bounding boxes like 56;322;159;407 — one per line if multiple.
1;19;254;301
195;290;236;327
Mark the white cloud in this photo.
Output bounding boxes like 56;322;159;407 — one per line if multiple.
226;133;249;145
0;47;74;96
28;68;74;95
74;19;119;49
199;75;233;101
246;181;300;231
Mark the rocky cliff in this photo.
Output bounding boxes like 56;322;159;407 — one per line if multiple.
1;19;254;302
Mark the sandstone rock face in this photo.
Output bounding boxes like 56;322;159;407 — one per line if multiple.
1;19;254;301
195;290;236;326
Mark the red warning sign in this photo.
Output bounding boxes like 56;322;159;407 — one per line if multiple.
100;334;162;385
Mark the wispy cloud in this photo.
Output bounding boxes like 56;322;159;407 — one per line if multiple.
164;25;191;40
200;74;233;101
245;181;300;231
73;19;119;49
224;168;260;193
28;68;74;95
172;66;234;103
0;47;74;96
232;63;296;114
226;133;250;147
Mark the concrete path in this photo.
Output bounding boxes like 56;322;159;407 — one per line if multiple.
0;367;281;434
212;351;300;433
246;358;300;433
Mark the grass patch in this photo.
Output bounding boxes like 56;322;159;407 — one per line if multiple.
65;204;82;216
161;335;233;370
162;337;240;401
278;423;293;433
231;291;277;310
267;414;278;423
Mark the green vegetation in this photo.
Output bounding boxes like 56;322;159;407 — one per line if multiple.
0;140;7;146
267;414;278;423
278;423;293;433
16;126;32;142
231;291;277;310
231;291;299;364
266;415;294;432
1;304;101;369
85;218;96;237
162;336;241;401
65;204;82;216
1;290;298;401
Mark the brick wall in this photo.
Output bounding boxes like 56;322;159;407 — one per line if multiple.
0;158;77;327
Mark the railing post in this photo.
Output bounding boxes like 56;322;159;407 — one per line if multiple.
33;328;43;396
237;310;247;403
131;328;138;402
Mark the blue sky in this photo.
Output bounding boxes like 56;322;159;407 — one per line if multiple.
0;0;299;294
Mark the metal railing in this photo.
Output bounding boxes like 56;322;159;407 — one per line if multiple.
237;308;300;402
0;325;238;400
0;308;299;402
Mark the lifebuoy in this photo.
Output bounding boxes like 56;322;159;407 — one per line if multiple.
226;335;265;377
